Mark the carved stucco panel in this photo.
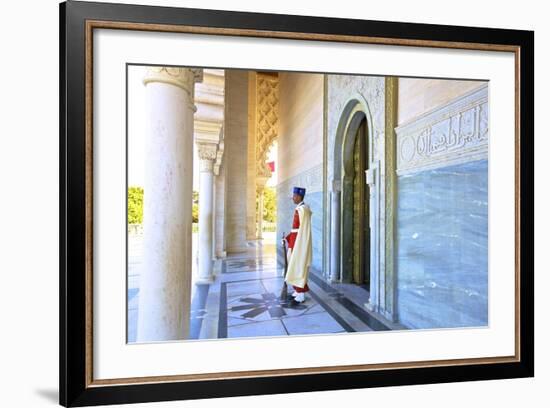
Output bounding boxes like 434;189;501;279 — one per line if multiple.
326;75;386;185
256;74;279;178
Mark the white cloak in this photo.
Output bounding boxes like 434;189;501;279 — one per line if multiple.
285;204;312;288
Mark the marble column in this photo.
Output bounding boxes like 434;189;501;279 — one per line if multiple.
224;70;249;253
366;164;379;312
330;186;341;282
246;72;258;242
197;143;217;283
212;142;225;259
137;67;202;342
194;69;225;262
214;159;227;258
211;180;216;258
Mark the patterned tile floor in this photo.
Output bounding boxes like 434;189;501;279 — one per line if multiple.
128;233;393;342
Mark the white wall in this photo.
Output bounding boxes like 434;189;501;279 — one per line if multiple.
0;1;545;408
277;72;324;183
398;78;485;125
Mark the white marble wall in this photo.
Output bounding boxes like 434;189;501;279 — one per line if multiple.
396;160;488;328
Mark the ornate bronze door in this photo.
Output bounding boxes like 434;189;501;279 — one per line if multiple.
352;119;370;285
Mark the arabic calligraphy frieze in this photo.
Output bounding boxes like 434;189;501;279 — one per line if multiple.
396;85;488;175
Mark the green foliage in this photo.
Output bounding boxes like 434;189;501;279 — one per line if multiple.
263;187;276;223
192;190;199;223
128;186;144;224
127;187;272;230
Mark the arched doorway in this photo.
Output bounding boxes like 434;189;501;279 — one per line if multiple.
329;96;378;303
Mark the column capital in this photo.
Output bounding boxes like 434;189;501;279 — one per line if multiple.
197;142;218;160
197;142;217;172
143;67;203;94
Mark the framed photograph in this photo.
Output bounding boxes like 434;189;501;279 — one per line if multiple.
60;0;534;406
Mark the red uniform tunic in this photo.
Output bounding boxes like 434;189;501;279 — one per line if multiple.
285;205;309;293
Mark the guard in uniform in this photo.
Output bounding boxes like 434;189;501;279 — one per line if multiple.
283;187;313;303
